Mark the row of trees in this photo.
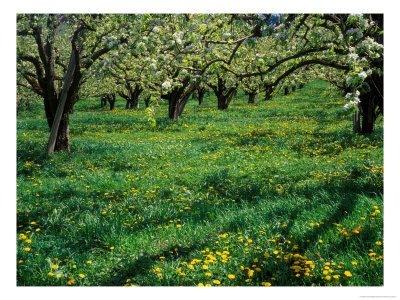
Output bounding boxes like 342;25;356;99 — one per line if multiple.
17;14;383;153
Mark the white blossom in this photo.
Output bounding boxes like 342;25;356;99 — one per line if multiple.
162;81;171;89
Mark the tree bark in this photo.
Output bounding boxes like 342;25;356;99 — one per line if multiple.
144;95;151;108
353;102;361;134
264;85;274;100
284;87;290;95
198;90;205;105
248;92;258;104
108;94;116;110
54;113;71;152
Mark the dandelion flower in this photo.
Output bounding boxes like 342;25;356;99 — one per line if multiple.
228;274;235;279
213;280;221;285
48;272;54;276
344;271;352;277
24;247;30;251
198;283;204;287
56;274;62;278
51;265;57;269
326;276;331;280
79;274;85;278
202;265;208;270
352;261;357;265
261;282;271;286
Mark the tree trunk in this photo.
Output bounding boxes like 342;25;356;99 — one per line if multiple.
217;93;233;110
359;73;383;134
54;113;71;152
198;90;205;105
284;87;290;95
108;94;116;110
248;92;258;104
292;85;296;92
165;80;196;119
144;95;151;108
100;96;107;108
353;102;361;133
265;85;273;100
360;93;375;134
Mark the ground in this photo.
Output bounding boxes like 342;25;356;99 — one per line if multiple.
17;80;383;286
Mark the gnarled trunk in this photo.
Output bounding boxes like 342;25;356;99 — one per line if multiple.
264;85;274;100
247;92;258;104
54;113;71;152
165;81;197;119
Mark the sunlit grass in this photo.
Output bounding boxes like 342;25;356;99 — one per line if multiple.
17;80;383;286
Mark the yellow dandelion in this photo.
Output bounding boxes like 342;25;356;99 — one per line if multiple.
202;265;208;270
261;282;271;286
228;274;235;279
51;265;57;269
326;276;331;280
48;272;54;276
24;247;30;252
213;280;221;285
205;272;212;277
79;274;85;278
56;274;62;278
352;261;357;265
198;283;204;287
344;271;352;277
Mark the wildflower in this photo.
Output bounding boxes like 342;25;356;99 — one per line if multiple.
352;261;357;265
87;260;92;264
79;274;85;278
261;282;271;286
26;239;32;243
67;279;75;285
48;272;54;276
326;275;331;280
319;240;323;243
56;274;62;278
248;269;254;276
198;283;204;287
24;247;30;251
376;241;382;245
333;275;340;279
110;247;115;250
344;271;352;277
213;280;221;285
51;265;57;269
228;274;235;279
205;272;212;277
202;265;208;270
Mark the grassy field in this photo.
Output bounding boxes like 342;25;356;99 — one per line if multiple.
16;80;383;286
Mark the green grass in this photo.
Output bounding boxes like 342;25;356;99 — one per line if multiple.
16;80;383;286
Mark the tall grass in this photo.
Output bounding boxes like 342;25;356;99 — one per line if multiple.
17;80;383;286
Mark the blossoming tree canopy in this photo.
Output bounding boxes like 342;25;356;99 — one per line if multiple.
17;14;383;153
